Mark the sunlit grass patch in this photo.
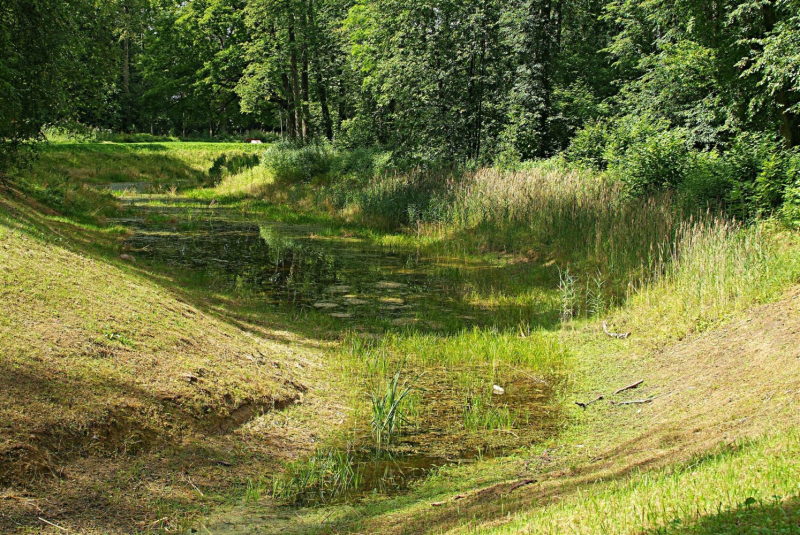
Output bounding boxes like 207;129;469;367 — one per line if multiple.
479;428;800;535
615;219;800;339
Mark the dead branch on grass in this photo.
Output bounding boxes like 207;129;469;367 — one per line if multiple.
613;379;644;395
575;395;604;410
610;398;653;406
602;322;631;339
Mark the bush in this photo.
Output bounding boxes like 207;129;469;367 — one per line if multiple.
568;116;800;221
780;178;800;229
678;150;731;209
261;142;336;184
564;119;610;169
605;116;692;194
723;133;798;219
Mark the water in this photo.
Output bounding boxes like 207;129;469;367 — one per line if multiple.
118;198;444;325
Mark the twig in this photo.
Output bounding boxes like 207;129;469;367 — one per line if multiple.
38;517;69;532
602;322;631;339
501;363;548;385
575;395;604;410
610;398;653;406
493;429;520;438
613;380;644;395
186;476;205;497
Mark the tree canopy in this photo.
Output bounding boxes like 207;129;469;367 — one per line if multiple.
2;0;798;169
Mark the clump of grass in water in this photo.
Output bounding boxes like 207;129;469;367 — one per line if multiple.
367;356;421;451
463;392;518;432
558;266;578;322
271;447;363;505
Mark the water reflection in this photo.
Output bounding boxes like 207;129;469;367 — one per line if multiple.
121;202;437;321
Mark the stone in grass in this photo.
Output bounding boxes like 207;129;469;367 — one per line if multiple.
119;254;136;263
313;302;339;309
493;385;505;396
376;281;407;290
379;297;405;305
391;317;418;326
326;285;351;294
346;298;370;305
330;313;353;319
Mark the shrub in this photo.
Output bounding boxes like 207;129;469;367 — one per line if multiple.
261;142;336;184
605;116;692;194
723;132;798;219
564;119;610;169
779;177;800;229
678;150;731;209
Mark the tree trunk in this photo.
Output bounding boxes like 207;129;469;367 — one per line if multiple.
763;0;796;148
301;49;311;139
288;20;303;141
337;70;347;131
308;0;333;140
282;73;296;139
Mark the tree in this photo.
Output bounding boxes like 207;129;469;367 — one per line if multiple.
0;0;89;169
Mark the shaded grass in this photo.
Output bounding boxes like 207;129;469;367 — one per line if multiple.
477;428;800;535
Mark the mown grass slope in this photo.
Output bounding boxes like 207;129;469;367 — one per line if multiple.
0;187;320;533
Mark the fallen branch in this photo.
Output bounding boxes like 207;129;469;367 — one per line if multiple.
508;479;538;492
186;476;205;497
613;379;644;395
575;395;604;410
610;398;653;406
602;322;631;339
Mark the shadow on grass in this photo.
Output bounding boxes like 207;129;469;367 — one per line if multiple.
643;495;800;535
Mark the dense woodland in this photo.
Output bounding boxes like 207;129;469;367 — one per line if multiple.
2;0;799;217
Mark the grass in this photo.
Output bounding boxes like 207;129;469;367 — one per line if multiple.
271;448;364;505
0;184;323;532
367;363;419;451
2;141;799;534
477;428;800;534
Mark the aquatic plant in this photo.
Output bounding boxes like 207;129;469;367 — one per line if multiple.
367;357;421;451
271;447;363;505
463;392;518;432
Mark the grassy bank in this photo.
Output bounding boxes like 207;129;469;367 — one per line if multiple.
2;142;799;534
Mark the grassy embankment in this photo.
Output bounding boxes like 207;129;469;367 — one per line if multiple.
1;141;798;534
0;142;336;533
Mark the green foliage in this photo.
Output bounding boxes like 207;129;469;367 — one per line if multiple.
367;370;416;451
605;117;693;194
462;392;517;432
261;142;336;184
